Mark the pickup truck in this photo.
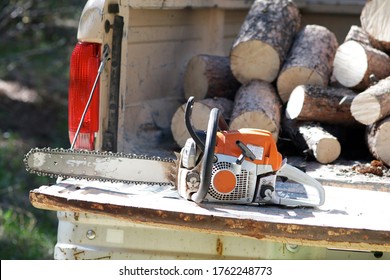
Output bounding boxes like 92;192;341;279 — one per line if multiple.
28;0;390;260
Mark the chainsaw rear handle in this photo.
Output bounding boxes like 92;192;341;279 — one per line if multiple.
191;107;220;203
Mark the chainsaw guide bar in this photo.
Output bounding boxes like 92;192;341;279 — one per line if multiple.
24;148;177;186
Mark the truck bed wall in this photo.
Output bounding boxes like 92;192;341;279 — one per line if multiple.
97;0;363;154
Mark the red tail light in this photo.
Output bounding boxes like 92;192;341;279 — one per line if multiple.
68;42;101;150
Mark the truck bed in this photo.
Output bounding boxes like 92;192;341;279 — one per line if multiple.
29;159;390;255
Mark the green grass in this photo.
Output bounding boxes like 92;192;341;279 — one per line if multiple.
0;205;57;259
0;133;58;259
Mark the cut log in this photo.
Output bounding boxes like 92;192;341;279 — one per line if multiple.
171;97;234;148
351;76;390;125
360;0;390;53
276;25;338;103
230;0;301;84
286;84;359;126
344;25;371;45
229;80;282;142
281;118;341;164
183;55;241;101
332;40;390;91
366;116;390;166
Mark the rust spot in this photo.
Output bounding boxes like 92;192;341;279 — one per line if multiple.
216;238;223;256
179;213;191;222
328;228;358;237
156;210;168;219
91;203;104;210
277;224;301;234
194;215;205;222
224;219;245;229
74;212;79;221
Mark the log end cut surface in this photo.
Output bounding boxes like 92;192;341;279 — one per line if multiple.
230;40;280;84
171;103;211;147
277;67;324;103
361;0;390;52
183;57;209;100
375;122;390;165
315;138;342;164
351;94;381;125
285;85;306;119
333;41;367;88
368;119;390;166
229;111;279;142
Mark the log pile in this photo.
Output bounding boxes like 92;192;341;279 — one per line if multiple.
170;0;390;167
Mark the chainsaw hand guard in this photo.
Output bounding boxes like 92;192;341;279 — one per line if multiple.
190;107;220;203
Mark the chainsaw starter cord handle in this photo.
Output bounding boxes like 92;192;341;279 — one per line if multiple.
191;107;220;203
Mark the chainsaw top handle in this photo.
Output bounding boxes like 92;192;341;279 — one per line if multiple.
190;107;220;203
185;97;229;154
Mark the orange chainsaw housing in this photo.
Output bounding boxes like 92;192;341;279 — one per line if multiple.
214;128;283;172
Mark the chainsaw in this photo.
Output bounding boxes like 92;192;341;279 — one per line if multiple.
24;96;325;207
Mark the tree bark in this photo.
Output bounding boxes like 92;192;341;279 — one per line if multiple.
276;25;338;103
344;25;371;45
183;54;240;101
351;76;390;125
281;118;341;164
286;84;359;126
360;0;390;53
366;116;390;166
229;80;282;142
230;0;301;84
171;97;233;148
332;40;390;91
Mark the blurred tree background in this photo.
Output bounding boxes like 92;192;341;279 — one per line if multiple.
0;0;85;259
